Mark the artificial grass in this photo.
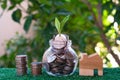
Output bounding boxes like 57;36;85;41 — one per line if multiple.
0;68;120;80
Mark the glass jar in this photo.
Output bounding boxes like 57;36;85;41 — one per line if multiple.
42;34;78;76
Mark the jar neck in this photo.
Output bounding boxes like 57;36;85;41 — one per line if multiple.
49;40;72;52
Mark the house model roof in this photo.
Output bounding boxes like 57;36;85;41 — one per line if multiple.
80;53;103;70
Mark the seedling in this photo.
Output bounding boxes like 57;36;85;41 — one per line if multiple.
55;15;70;36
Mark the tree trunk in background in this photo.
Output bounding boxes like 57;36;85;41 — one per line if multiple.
81;0;120;66
96;4;120;66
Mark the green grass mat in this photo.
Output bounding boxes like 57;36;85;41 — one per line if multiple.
0;68;120;80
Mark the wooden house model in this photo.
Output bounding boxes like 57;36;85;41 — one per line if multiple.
79;53;103;76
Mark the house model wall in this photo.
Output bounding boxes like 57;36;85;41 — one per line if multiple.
79;53;103;76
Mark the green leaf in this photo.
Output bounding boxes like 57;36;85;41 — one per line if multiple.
1;0;7;9
54;15;70;35
15;0;23;4
55;17;61;34
10;0;23;4
12;9;22;23
8;5;16;10
24;15;32;33
61;15;70;31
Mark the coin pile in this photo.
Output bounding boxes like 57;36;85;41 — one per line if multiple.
15;55;27;76
31;62;42;76
48;35;75;75
48;52;75;75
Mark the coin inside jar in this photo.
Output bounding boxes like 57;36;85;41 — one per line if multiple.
52;34;67;49
64;66;73;71
55;57;65;64
66;59;74;67
47;51;75;75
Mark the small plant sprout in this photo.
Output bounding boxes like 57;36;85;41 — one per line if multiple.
55;15;70;36
54;15;70;46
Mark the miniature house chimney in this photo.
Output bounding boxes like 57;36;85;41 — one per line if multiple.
82;54;88;59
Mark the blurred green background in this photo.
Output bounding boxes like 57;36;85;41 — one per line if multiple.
0;0;120;68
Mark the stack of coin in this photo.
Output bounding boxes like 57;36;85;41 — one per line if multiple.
31;62;42;76
15;55;27;76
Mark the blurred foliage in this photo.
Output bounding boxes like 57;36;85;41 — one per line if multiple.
0;0;120;67
0;34;29;67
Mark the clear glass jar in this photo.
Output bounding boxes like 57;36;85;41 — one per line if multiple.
42;34;78;76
